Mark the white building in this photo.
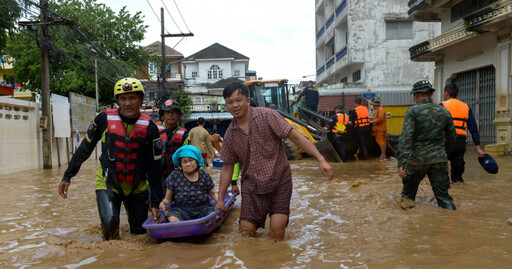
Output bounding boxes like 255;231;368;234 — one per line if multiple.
408;0;511;145
182;43;249;94
315;0;439;90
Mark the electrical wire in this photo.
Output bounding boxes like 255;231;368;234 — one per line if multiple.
173;0;191;33
160;0;182;33
146;0;171;35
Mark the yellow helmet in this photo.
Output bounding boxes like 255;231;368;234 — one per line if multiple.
114;77;144;97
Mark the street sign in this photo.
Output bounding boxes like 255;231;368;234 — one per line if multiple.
362;92;376;100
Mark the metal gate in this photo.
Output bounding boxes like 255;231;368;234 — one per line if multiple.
452;66;496;144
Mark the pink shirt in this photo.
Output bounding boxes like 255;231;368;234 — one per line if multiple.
221;107;293;194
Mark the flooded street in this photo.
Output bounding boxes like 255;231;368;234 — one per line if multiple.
1;147;512;268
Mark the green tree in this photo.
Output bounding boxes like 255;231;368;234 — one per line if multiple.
170;89;193;115
0;0;23;54
5;0;158;105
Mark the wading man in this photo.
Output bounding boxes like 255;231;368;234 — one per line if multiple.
215;82;333;240
441;83;486;183
397;80;457;210
59;78;163;240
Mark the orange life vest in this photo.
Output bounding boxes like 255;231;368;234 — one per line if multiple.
105;109;150;184
156;121;187;175
442;98;469;136
332;113;349;133
354;106;370;127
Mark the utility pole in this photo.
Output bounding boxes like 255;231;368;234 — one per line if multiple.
159;7;193;104
19;1;72;168
40;0;52;169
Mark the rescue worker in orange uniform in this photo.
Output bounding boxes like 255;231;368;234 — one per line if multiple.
370;97;387;160
329;105;349;162
59;78;163;240
156;99;189;181
441;83;486;183
350;97;370;160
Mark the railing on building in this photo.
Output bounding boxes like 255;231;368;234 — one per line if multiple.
336;47;347;61
408;0;428;16
409;41;431;59
336;0;346;17
464;1;512;31
316;27;325;41
325;15;334;29
326;57;335;70
317;65;325;76
193;103;223;112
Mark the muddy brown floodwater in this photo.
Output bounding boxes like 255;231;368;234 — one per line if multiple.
1;146;511;268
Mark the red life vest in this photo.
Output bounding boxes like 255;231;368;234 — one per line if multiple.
442;98;469;136
156;121;186;175
354;105;370;127
105;109;150;184
332;113;349;133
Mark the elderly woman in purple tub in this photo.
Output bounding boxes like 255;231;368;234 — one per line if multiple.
159;145;218;222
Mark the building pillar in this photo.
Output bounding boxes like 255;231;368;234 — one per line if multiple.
494;34;511;148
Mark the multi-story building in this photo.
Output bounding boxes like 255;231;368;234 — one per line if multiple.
408;0;511;146
182;43;249;93
315;0;440;112
137;41;185;106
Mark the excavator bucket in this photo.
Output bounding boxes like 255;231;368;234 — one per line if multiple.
314;135;342;162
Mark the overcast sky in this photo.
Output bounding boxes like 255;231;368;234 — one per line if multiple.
98;0;316;84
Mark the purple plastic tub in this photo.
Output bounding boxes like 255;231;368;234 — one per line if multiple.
143;191;238;239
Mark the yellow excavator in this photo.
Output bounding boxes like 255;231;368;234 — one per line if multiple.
243;79;341;162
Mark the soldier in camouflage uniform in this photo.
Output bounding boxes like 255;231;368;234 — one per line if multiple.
397;80;457;210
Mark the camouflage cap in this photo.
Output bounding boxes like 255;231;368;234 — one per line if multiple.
159;99;182;116
412;80;435;93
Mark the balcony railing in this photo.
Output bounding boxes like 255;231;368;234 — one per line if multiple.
325;15;334;29
326;57;335;70
408;0;428;16
464;2;512;31
336;47;347;61
317;65;325;76
316;27;325;41
192;103;223;112
409;41;431;59
336;0;347;17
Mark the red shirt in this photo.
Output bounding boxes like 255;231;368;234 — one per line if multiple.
221;107;293;194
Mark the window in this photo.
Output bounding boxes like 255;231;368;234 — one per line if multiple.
386;20;413;40
148;62;156;75
234;70;240;77
192;71;198;78
352;69;361;82
208;65;222;79
340;77;347;83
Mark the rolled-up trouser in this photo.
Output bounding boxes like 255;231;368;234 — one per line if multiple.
447;137;467;182
96;189;149;240
401;162;456;210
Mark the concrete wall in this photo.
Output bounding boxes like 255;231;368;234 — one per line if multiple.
0;97;41;174
0;97;77;175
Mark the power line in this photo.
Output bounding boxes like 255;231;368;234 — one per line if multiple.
173;0;191;33
146;0;171;35
160;0;182;33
